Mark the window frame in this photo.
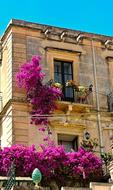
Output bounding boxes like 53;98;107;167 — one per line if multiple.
58;134;78;152
54;59;74;102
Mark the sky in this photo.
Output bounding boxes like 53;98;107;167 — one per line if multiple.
0;0;113;37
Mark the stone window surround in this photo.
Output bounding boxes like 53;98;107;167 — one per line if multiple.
46;48;80;83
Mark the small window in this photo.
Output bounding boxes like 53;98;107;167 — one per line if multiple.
54;60;74;101
58;134;78;152
107;92;113;112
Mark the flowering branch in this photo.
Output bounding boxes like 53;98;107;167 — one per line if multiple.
16;56;62;125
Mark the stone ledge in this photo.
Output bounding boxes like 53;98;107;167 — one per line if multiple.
0;176;50;190
90;182;112;190
0;176;32;181
61;187;89;190
13;186;50;190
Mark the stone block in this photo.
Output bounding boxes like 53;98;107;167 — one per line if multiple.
61;187;89;190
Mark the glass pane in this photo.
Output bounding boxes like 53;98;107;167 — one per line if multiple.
64;62;72;74
54;61;61;73
64;74;73;83
54;73;62;83
65;87;73;98
62;141;73;152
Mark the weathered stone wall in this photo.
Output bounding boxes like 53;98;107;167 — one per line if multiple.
10;22;113;110
12;101;30;145
0;19;113;151
1;31;12;107
0;105;13;147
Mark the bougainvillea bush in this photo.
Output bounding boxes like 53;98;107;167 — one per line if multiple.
0;145;102;187
16;56;62;125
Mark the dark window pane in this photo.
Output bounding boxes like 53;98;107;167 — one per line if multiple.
64;74;73;82
61;141;74;152
58;134;78;152
54;73;62;83
54;61;61;73
64;62;72;74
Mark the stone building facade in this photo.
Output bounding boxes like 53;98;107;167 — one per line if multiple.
0;19;113;153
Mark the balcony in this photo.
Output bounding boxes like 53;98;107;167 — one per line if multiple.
63;88;93;105
56;89;93;113
47;80;93;113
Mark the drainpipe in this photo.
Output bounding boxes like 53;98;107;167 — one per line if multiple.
91;40;103;154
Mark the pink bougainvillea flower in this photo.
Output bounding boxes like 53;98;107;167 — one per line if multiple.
16;55;62;125
0;144;102;185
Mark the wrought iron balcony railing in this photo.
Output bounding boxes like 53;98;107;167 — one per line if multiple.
46;80;93;105
72;88;93;105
